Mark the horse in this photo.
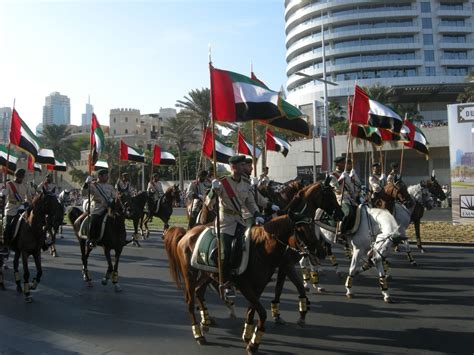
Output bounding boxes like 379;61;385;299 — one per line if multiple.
316;204;401;303
68;198;127;292
257;180;303;211
44;196;66;258
10;192;62;302
142;184;180;236
119;191;148;245
163;182;343;353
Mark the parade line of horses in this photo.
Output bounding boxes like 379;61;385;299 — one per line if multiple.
0;176;446;354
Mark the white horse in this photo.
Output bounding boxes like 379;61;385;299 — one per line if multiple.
315;204;400;303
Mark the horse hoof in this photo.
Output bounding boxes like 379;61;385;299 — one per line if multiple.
411;262;417;267
114;284;122;292
246;343;259;354
101;278;108;286
346;293;354;299
53;252;58;258
196;337;207;345
274;316;286;325
384;297;393;304
297;318;306;327
25;296;33;303
201;324;209;333
317;287;326;293
31;281;38;290
86;281;93;288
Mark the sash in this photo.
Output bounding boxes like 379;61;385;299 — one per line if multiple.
8;182;23;202
221;178;242;215
95;183;112;204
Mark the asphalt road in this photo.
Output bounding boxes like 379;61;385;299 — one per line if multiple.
0;226;473;355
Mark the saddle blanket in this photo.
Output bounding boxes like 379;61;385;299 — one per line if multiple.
79;215;108;243
315;205;362;235
190;227;251;275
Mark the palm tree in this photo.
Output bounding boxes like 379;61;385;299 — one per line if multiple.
176;88;211;132
362;83;396;105
163;111;199;190
457;87;474;103
40;125;77;164
328;101;347;134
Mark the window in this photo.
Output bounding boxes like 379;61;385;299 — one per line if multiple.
125;117;128;122
144;128;147;133
442;35;466;43
422;18;432;29
446;67;468;76
421;2;431;12
125;129;128;134
136;118;138;123
136;130;138;134
113;117;116;123
440;19;465;26
423;34;433;45
444;51;467;59
425;67;436;76
160;127;164;135
440;3;463;10
424;50;435;61
114;129;116;135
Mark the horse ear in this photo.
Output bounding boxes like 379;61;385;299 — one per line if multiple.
420;180;426;187
431;169;436;181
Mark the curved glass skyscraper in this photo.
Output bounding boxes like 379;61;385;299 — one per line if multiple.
285;0;473;122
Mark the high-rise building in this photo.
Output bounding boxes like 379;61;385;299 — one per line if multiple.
81;96;94;126
285;0;474;123
0;107;12;144
43;91;71;126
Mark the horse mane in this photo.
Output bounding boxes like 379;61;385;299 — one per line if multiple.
285;182;322;211
249;215;294;245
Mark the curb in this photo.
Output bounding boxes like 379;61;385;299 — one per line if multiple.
408;241;474;247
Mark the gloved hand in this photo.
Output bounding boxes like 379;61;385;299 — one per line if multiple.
338;171;349;181
251;177;258;186
85;176;93;184
380;174;386;180
255;216;265;225
211;179;221;189
349;169;356;177
271;204;280;212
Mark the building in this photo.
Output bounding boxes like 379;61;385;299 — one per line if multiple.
81;96;94;126
42;92;71;126
285;0;474;124
0;107;11;144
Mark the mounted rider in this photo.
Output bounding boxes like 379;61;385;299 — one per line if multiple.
186;170;210;228
37;173;57;196
257;166;270;188
147;173;164;214
58;189;71;207
116;172;132;197
205;155;263;298
387;162;401;184
369;162;386;203
242;157;279;226
329;156;361;234
80;169;117;248
1;169;32;248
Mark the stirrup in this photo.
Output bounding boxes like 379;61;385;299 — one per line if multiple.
219;281;235;300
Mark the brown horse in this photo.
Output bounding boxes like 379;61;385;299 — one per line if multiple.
10;192;61;302
68;198;127;291
142;184;180;236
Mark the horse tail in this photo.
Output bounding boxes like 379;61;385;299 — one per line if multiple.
163;226;187;288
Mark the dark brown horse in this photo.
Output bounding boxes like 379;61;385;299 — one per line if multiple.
119;191;148;245
68;198;127;291
45;196;66;257
10;192;61;302
142;184;180;235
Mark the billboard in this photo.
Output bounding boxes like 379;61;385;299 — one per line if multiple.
447;103;474;224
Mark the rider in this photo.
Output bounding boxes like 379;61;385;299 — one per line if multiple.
205;155;263;298
58;189;71;207
257;166;270;188
387;162;401;184
147;173;164;214
186;170;210;228
368;162;386;201
1;169;32;248
329;156;361;234
37;173;57;195
81;169;117;248
116;172;132;197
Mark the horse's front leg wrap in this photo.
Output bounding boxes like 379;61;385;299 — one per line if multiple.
242;322;254;343
14;271;21;282
23;282;30;295
310;271;319;287
298;297;308;313
344;246;352;260
302;269;310;289
112;271;119;284
345;275;353;289
200;308;211;327
383;259;390;273
379;276;388;291
329;254;338;267
192;324;203;340
250;328;264;347
270;302;280;319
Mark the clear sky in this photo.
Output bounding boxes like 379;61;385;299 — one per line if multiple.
0;0;287;130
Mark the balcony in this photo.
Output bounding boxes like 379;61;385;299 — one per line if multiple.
437;25;472;33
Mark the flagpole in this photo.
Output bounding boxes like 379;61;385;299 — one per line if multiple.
4;99;15;185
399;113;408;177
209;54;224;296
251;121;257;178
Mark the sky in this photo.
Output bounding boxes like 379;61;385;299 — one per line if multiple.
0;0;287;130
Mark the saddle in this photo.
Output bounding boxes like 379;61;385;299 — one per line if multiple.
5;212;28;245
190;226;251;275
79;214;108;243
315;204;362;235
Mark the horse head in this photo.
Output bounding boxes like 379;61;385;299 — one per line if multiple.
32;192;62;232
287;209;326;258
426;177;446;201
386;181;412;208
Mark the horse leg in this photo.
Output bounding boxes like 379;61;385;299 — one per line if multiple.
327;243;343;278
284;262;309;326
0;254;4;290
80;240;93;287
183;270;206;345
112;249;122;292
299;257;311;292
195;277;214;331
414;219;424;253
102;247;113;286
373;251;392;303
272;266;287;325
21;251;32;302
51;230;58;257
30;250;42;290
13;251;22;293
403;239;417;267
345;246;362;299
242;306;256;343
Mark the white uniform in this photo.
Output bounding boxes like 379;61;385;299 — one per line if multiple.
4;181;31;217
83;182;116;215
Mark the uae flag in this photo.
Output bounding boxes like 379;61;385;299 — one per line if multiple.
27;155;41;172
251;71;310;137
36;148;56;165
90;113;105;166
237;130;261;158
210;65;283;122
152;145;176;165
47;159;67;172
120;140;145;163
351;124;383;146
94;160;108;171
402;119;429;158
9;109;41;159
351;85;403;133
0;144;18;172
266;129;290;157
202;127;234;164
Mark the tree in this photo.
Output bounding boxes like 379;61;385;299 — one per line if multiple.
163;111;199;191
328;101;347;134
176;88;211;132
457;87;474;103
393;103;424;122
40;125;77;164
362;83;396;105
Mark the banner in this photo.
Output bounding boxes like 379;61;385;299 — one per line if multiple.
448;103;474;224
